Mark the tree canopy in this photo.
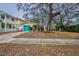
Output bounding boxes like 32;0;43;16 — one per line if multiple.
17;3;79;32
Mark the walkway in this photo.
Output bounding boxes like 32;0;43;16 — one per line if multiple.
0;32;79;45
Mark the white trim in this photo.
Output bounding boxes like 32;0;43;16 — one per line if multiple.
4;15;7;32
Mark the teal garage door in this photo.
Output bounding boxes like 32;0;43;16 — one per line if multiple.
23;25;32;32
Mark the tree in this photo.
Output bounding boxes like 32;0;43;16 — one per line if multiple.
17;3;79;32
17;3;61;32
53;3;79;31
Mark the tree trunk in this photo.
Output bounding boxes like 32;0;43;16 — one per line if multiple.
47;19;52;32
46;4;61;32
47;3;53;32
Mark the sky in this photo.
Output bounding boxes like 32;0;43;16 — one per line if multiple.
0;3;77;22
0;3;25;20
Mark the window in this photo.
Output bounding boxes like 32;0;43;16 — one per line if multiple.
1;15;5;19
12;24;15;29
11;18;14;21
7;24;11;29
7;16;10;19
1;23;5;29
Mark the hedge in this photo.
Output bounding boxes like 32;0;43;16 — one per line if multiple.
63;24;79;32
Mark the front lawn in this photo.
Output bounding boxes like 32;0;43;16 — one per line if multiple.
14;31;79;39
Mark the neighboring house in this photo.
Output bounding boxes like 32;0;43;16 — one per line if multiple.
22;21;44;32
22;21;38;32
0;10;25;32
15;17;25;31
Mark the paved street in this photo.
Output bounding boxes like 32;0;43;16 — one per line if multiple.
0;32;79;45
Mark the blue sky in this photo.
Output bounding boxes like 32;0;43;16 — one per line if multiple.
0;3;77;22
0;3;24;19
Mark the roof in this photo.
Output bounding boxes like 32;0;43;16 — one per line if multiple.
24;21;38;25
15;17;25;22
0;10;25;22
0;10;14;18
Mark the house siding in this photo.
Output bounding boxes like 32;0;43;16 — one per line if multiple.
0;10;25;32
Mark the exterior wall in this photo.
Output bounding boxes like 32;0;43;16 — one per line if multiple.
0;14;18;32
15;19;25;31
0;14;5;32
5;16;12;24
0;15;1;29
0;24;1;29
11;18;18;31
0;11;25;32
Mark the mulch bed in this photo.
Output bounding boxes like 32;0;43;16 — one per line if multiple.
0;43;79;56
14;32;79;39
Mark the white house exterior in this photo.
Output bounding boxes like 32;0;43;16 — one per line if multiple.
0;10;25;32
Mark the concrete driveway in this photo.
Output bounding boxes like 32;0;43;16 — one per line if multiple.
0;32;23;43
0;32;79;45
